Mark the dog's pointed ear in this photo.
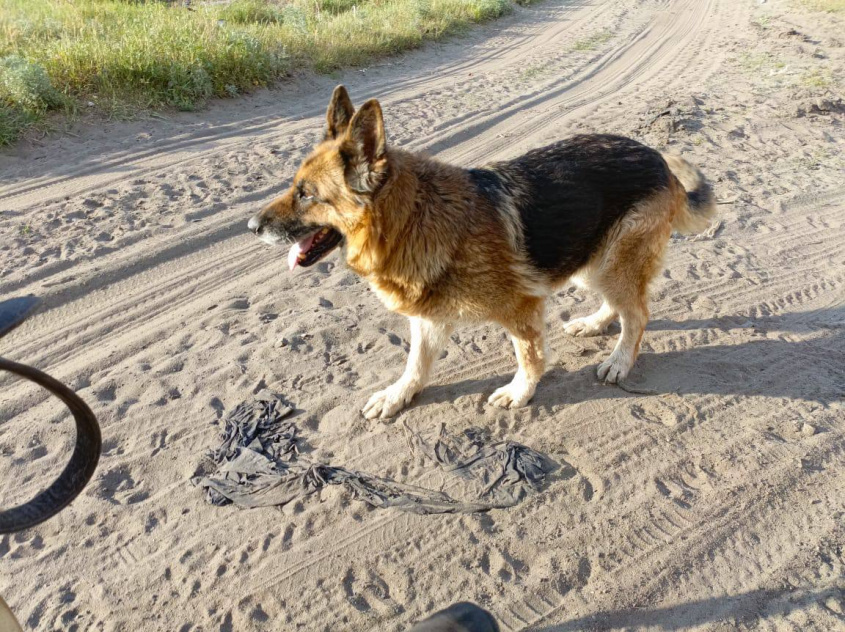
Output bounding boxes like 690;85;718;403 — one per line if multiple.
325;85;355;141
341;99;388;194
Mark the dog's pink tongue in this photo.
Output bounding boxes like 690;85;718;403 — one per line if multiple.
288;233;316;271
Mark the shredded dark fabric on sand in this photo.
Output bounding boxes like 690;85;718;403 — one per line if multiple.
193;392;557;515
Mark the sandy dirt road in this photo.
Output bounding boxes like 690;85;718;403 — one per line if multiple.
1;0;844;630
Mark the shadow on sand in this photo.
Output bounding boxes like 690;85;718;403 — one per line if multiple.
528;585;845;631
416;306;844;410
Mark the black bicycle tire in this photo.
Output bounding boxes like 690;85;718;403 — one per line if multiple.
0;358;101;534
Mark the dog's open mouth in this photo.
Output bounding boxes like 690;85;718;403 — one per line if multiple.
287;227;343;270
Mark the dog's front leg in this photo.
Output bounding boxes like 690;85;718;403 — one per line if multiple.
362;317;453;420
489;298;547;409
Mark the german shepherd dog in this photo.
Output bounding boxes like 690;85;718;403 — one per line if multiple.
248;87;716;419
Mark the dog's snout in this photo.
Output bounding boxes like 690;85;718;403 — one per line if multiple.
247;214;262;235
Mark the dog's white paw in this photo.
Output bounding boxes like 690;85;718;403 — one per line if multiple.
487;377;535;409
563;316;607;337
362;382;416;420
597;352;633;384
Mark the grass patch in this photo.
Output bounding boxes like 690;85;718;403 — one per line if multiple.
219;0;287;24
799;0;845;11
0;0;522;145
751;15;773;31
572;28;613;52
801;69;833;89
738;51;786;73
520;62;549;81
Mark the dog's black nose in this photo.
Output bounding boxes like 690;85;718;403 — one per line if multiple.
247;215;262;235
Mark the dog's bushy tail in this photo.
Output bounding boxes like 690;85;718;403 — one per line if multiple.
662;153;717;234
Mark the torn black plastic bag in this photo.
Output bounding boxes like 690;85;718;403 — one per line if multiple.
403;423;559;508
193;392;557;514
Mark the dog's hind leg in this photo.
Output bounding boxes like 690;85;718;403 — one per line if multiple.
563;300;617;337
596;292;648;384
489;297;547;409
594;196;672;383
362;317;454;419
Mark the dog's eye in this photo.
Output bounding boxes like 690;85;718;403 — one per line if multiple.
298;189;315;203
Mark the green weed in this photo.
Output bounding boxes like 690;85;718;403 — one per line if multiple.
572;28;613;52
799;0;845;12
0;0;528;145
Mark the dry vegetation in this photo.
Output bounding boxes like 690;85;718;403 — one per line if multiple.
800;0;845;11
0;0;533;145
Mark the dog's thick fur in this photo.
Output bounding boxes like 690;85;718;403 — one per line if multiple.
249;86;716;419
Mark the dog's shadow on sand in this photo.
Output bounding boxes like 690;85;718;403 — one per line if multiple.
528;585;844;631
415;307;844;411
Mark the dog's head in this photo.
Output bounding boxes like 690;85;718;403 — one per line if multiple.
248;86;389;270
